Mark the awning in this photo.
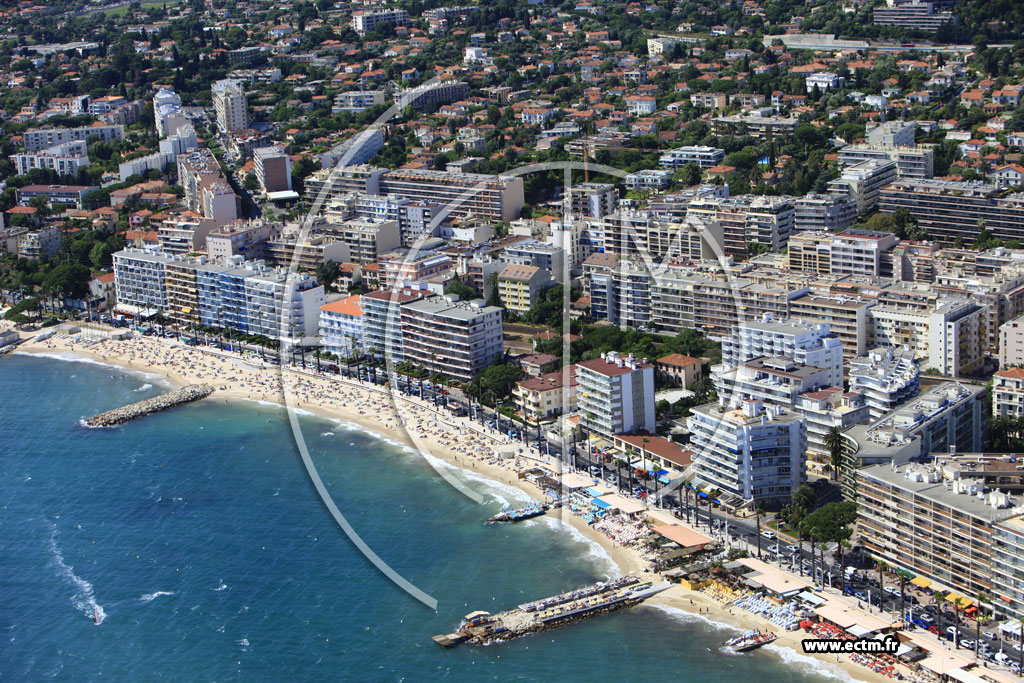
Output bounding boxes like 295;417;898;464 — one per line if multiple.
946;593;963;604
586;487;604;497
848;624;874;638
946;667;989;683
798;591;826;606
180;306;192;313
651;524;712;548
592;498;611;510
999;619;1022;633
911;577;932;588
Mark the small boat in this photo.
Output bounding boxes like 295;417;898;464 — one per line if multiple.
725;630;777;652
92;607;100;624
486;501;548;524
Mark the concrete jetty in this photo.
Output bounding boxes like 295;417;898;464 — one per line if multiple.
85;384;215;427
433;576;669;647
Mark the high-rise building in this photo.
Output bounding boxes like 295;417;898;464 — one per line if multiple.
848;347;921;418
720;316;845;387
253;146;292;194
400;296;503;381
688;398;807;508
829;229;900;277
828;159;897;215
993;368;1024;420
153;87;184;137
856;461;1013;611
576;351;656;438
563;183;618;219
879;179;1024;245
176;149;238;227
212;79;249;134
361;288;426;360
319;295;363;358
351;8;409;36
793;194;858;232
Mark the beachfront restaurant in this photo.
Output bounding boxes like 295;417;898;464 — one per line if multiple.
649;524;715;569
595;493;647;517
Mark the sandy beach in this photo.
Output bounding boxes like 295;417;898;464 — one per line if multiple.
14;329;915;682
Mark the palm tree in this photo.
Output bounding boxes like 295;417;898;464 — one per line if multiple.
876;559;887;610
838;538;851;595
755;506;765;559
824;426;844;483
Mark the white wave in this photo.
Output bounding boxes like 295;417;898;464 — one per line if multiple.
420;452;530;507
213;583;228;592
133;383;153;392
78;417;114;430
537;516;619;578
139;591;175;603
321;432;335;437
649;604;740;634
20;351;164;381
764;643;854;682
331;418;417;455
237;638;249;647
46;522;106;624
651;605;853;681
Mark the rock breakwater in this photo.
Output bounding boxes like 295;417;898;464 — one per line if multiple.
85;384;215;427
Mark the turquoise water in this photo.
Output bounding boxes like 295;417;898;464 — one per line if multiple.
0;354;856;681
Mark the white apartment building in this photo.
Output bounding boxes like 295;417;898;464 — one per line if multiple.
22;124;123;150
242;268;324;345
112;249;172;314
848;346;921;418
993;368;1024;419
333;90;387;113
838;144;934;179
794;387;870;462
829;228;900;277
927;299;987;376
212;79;249;134
625;169;673;190
153;87;184;137
720;315;845;388
563;183;618;219
658;145;726;170
576;351;656;438
793;193;858;232
13;140;90;176
320;295;364;358
999;313;1024;368
689;398;807;508
352;8;409;35
870;297;986;375
714;357;833;411
828;159;897;215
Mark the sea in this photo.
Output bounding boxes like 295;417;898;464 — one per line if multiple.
0;353;859;682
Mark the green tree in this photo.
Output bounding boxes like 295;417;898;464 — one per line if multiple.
244;173;260;193
315;260;342;291
89;242;114;271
